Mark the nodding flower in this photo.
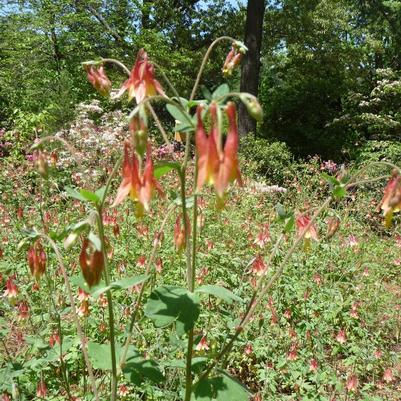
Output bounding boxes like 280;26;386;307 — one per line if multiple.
27;241;47;280
378;169;401;228
222;46;242;77
79;239;104;288
112;142;163;217
116;48;165;104
174;214;190;253
195;102;242;203
84;64;111;96
296;214;318;251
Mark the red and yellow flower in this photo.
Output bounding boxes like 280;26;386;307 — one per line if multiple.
112;142;163;217
195;102;242;202
116;48;165;103
378;170;401;228
84;64;111;96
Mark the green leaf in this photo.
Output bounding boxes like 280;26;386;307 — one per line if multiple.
88;342;114;371
201;85;212;101
333;185;346;199
70;274;106;297
154;161;181;179
321;172;340;187
95;186;106;202
166;103;191;124
284;215;295;233
71;274;148;299
192;370;250;401
195;285;243;304
212;84;230;99
145;286;200;336
65;187;88;202
123;355;165;385
80;189;100;203
91;274;149;298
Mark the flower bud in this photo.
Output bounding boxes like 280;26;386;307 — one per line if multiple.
239;94;263;122
129;115;148;158
79;239;104;287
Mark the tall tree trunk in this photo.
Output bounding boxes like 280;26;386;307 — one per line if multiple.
239;0;266;136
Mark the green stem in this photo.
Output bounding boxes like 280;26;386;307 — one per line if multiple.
40;234;99;401
180;166;195;401
101;58;131;76
96;208;118;401
190;36;237;101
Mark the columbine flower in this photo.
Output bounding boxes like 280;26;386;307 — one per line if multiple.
84;64;111;96
77;288;90;302
346;374;358;392
244;343;253;355
195;335;209;352
27;241;47;280
296;214;318;251
251;255;267;276
4;277;18;299
383;368;394;383
118;384;130;397
309;358;319;371
335;329;347;344
112;142;163;217
18;302;29;320
196;102;242;203
378;170;401;228
49;332;60;347
222;46;242;77
174;214;190;253
287;343;298;361
254;224;270;248
116;48;165;103
36;380;47;398
79;239;104;288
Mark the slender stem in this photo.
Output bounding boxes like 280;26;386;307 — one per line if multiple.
147;103;171;146
190;36;237;101
101;58;131;76
180;166;195;401
96;209;118;401
153;61;182;100
100;154;123;210
40;234;99;401
179;171;192;289
119;205;175;368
